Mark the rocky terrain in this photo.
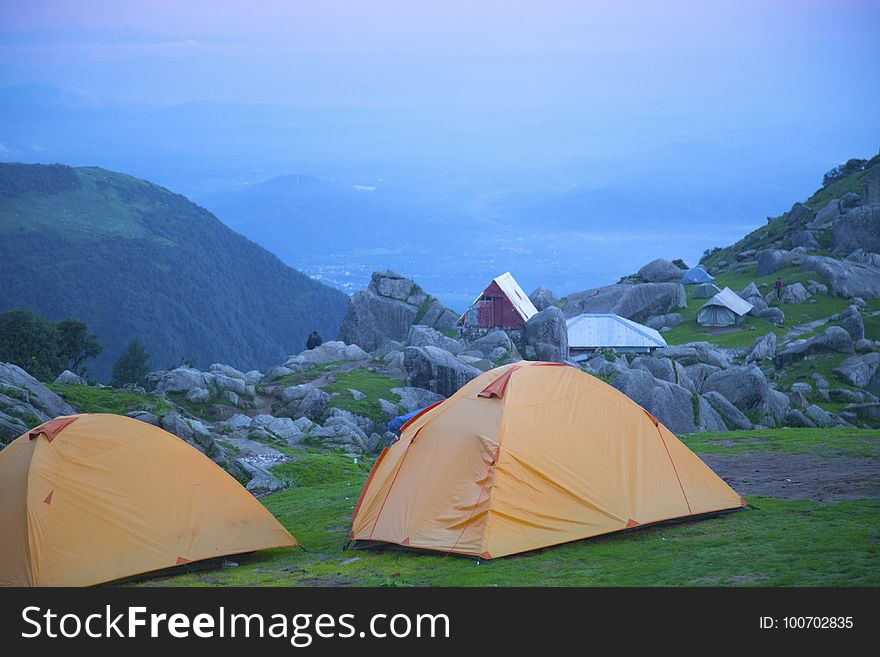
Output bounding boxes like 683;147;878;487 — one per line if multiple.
2;155;879;503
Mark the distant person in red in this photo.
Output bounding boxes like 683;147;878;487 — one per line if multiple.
774;277;783;302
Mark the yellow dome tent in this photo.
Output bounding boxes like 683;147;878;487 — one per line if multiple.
350;361;745;559
0;413;296;586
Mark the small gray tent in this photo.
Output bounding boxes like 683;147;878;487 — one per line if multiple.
681;266;715;285
697;287;754;327
693;282;721;299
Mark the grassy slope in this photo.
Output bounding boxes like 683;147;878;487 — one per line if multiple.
48;383;174;416
147;428;880;587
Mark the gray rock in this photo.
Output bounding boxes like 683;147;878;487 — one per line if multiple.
0;362;75;418
790;230;819;250
845;402;880;422
306;416;369;453
53;370;86;386
160;413;193;441
784;409;816;428
756;249;795;276
783;202;812;224
263;365;294;381
745;332;777;363
703;365;789;423
654;342;731;368
812;373;830;389
126;410;159;426
791;382;813;395
739;282;761;299
522;306;568;363
702;391;753;430
645;313;683;330
832;305;865;341
832;203;880;255
773;326;854;368
833;353;880;390
337;271;457;352
610;368;725;433
854;338;875;353
804;404;844;428
154;367;208;393
348;388;367;401
403;346;482;397
253;414;309;444
209;363;246;380
468;330;515;358
755;307;785;326
800;255;880;299
221;390;241;407
637;258;683;283
213;373;248;396
379;398;401;418
779;282;811;305
225;413;253;431
683;363;721;392
288;341;371;368
563;282;686;322
405;325;463;354
244;370;264;385
236;460;286;496
529;285;558;311
806;280;828;295
632;357;693;390
185;387;210;403
829;388;866;403
279;384;330;420
391;386;445;412
840;192;861;209
788;389;809;409
810;199;841;229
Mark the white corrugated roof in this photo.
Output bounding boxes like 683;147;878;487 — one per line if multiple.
460;271;539;323
566;313;667;349
702;287;753;316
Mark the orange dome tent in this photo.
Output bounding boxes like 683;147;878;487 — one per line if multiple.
0;413;296;586
350;361;745;559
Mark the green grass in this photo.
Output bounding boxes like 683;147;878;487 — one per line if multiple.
321;369;404;422
144;430;880;587
681;427;880;458
260;362;342;389
772;353;852;392
48;383;174;416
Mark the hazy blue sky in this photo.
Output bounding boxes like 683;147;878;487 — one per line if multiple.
1;1;879;302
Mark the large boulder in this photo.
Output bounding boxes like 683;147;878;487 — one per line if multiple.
467;330;515;359
288;340;370;367
653;342;731;369
702;391;753;430
809;199;842;229
790;230;820;251
564;282;686;322
833;353;880;391
702;365;789;423
252;414;312;445
631;357;693;391
53;370;86;386
779;282;811;305
0;362;75;420
745;332;777;363
337;271;457;352
754;306;785;326
637;258;683;283
209;363;246;380
832;204;880;255
529;285;558;311
279;384;329;420
610;368;725;433
390;386;445;412
645;313;683;330
405;325;463;355
773;326;854;369
522;307;568;363
237;461;286;496
154;367;208;394
800;255;880;299
832;305;865;341
305;416;369;453
756;249;795;276
403;346;482;397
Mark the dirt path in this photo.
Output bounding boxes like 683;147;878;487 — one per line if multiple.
701;453;880;502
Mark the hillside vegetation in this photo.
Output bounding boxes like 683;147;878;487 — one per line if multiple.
0;163;350;380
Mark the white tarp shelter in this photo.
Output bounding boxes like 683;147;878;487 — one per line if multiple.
567;313;667;355
697;287;754;327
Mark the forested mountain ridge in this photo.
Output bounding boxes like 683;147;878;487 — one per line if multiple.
0;163;349;380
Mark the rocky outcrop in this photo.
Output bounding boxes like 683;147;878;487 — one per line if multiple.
337;271;457;352
403;346;482;397
702;365;789;424
833;353;880;392
405;325;463;355
467;330;516;359
564;282;686;322
279;384;329;420
754;306;785;326
0;362;76;444
757;248;801;276
702;391;753;430
522;307;568;363
745;332;777;363
610;368;725;433
529;285;558;311
645;313;683;330
832;305;865;341
653;342;731;369
631;357;693;391
286;341;370;369
54;370;86;385
831;203;880;255
637;258;683;283
800;255;880;299
772;326;854;369
779;282;811;305
390;386;445;412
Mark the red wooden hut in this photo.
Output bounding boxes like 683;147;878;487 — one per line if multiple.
457;272;539;330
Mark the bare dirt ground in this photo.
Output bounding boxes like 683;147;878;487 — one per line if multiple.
702;453;880;502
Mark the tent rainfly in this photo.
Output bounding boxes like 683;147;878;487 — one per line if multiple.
697;287;754;327
349;361;746;559
457;272;538;330
692;282;722;299
680;266;715;285
566;313;667;355
0;414;296;586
